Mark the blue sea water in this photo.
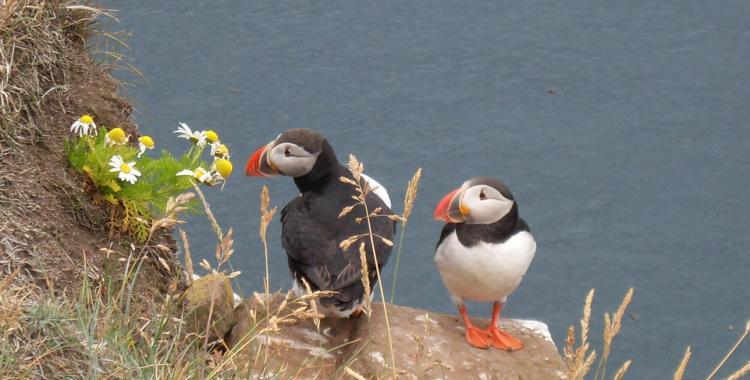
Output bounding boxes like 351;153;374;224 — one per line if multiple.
100;1;750;378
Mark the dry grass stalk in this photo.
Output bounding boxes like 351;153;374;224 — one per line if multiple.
594;287;634;379
347;154;364;181
339;154;397;379
214;289;333;376
727;361;750;380
338;204;356;219
0;0;103;145
707;319;750;380
581;289;594;345
299;277;322;331
214;228;235;270
339;234;366;252
389;167;422;302
344;366;367;380
411;313;451;377
0;268;20;293
149;192;194;235
192;182;223;240
566;288;597;380
259;185;277;298
603;287;634;358
564;324;576;366
358;242;372;317
402;168;422;221
179;229;194;284
673;346;691;380
612;360;632;380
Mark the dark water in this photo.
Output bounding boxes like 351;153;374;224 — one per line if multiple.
100;1;750;378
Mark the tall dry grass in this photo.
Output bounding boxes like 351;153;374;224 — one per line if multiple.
706;319;750;379
338;154;398;379
1;0;91;144
593;288;633;379
673;346;692;380
565;289;599;380
728;361;750;380
0;188;345;379
565;288;635;380
565;289;750;380
389;167;422;303
258;185;277;299
672;319;750;380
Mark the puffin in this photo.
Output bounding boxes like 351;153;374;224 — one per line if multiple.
245;128;394;318
433;177;536;350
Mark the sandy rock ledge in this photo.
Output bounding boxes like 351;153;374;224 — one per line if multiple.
216;290;566;379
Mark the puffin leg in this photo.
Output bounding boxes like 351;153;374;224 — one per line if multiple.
486;301;524;351
459;305;490;349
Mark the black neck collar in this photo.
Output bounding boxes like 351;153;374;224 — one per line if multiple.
455;204;526;246
292;140;341;193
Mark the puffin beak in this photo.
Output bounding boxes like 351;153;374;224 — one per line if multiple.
245;142;278;177
433;188;468;223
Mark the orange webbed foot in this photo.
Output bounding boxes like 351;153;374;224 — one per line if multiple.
465;326;491;349
486;326;524;351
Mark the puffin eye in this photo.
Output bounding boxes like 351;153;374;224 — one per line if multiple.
284;148;291;157
479;190;487;200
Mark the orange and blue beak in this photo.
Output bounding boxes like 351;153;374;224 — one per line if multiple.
433;187;469;223
245;142;278;177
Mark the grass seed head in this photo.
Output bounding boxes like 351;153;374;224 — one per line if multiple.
346;154;364;181
402;167;422;221
358;242;372;317
673;346;692;380
728;361;750;380
613;360;632;380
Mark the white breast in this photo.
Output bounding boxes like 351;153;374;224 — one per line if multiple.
434;230;536;305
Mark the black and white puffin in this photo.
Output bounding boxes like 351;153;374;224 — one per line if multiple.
433;177;536;350
245;128;394;318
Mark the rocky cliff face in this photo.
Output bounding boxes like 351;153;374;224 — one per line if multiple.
187;274;565;379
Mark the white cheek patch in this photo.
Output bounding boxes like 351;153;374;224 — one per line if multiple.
463;186;514;224
269;143;319;177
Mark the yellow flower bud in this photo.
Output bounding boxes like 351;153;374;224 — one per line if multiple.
138;135;155;148
215;159;233;178
205;130;219;143
107;128;127;144
79;115;94;124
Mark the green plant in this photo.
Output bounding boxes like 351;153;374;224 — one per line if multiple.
65;118;234;241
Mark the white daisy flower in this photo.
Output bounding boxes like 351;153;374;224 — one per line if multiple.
108;155;141;184
70;115;97;137
177;167;211;183
105;127;128;146
174;122;207;147
138;136;155;157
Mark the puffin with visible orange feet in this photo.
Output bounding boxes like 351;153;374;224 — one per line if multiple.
246;129;394;318
433;177;536;350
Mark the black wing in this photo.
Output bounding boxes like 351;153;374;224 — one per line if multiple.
280;191;394;311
